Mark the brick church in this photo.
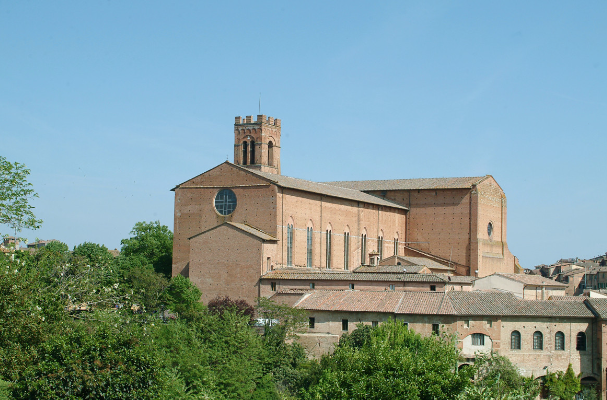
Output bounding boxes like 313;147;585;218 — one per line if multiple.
172;115;519;305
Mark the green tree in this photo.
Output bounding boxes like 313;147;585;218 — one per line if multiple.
0;156;43;238
161;275;203;316
120;221;173;276
72;241;114;265
544;364;581;400
302;319;473;400
465;352;540;400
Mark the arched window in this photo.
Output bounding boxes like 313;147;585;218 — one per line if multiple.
325;228;332;269
394;236;399;256
306;226;313;268
555;332;565;350
344;230;350;271
250;140;256;164
576;332;587;351
511;331;521;350
533;331;543;350
242;141;248;165
286;224;294;266
268;141;274;166
360;233;367;265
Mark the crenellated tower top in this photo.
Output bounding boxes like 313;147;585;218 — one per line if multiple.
234;115;281;174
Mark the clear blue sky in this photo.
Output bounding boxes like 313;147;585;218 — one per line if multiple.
1;1;605;267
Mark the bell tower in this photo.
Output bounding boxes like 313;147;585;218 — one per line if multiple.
234;115;281;174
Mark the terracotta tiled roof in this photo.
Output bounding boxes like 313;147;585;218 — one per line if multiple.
295;290;405;313
293;290;596;317
549;296;587;301
438;275;476;283
324;176;490;191
493;273;567;287
586;299;607;319
396;292;455;315
354;265;428;274
234;164;408;210
261;268;446;282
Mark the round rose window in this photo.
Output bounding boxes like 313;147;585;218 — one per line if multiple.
215;189;237;215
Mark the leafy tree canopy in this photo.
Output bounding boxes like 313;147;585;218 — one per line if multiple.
0;156;42;239
120;221;173;276
302;319;473;400
72;241;114;265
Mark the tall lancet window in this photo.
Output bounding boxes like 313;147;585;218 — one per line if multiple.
242;141;248;165
268;141;274;166
287;224;294;266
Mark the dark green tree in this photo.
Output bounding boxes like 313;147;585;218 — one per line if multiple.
302;319;473;400
544;364;581;400
72;241;114;265
120;221;173;276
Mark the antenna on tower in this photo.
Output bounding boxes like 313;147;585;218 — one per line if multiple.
259;92;261;114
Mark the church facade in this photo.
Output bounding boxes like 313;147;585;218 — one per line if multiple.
171;115;518;305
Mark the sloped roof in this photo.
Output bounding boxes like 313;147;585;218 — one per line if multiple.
586;299;607;319
354;264;429;274
324;176;490;191
261;268;446;282
492;273;567;287
231;163;408;210
396;292;455;315
295;290;405;313
293;290;594;318
189;222;277;241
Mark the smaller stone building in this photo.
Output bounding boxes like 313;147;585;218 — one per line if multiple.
473;273;567;300
287;290;599;389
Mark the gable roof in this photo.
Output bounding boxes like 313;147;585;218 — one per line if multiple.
189;222;277;241
175;162;408;210
230;163;407;210
324;176;491;191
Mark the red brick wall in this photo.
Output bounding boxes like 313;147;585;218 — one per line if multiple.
172;163;277;276
189;224;263;305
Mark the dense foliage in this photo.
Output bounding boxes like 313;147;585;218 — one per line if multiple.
0;219;590;399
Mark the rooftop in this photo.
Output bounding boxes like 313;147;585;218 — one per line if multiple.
491;273;567;287
261;268;446;282
324;176;490;191
294;290;594;317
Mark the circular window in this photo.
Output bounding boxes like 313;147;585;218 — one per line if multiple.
215;189;237;215
487;222;493;238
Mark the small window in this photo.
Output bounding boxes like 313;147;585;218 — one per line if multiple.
389;284;395;291
432;324;439;335
471;333;485;346
270;282;276;291
555;331;565;351
309;282;315;289
342;319;349;331
349;283;355;290
372;321;378;328
486;319;492;328
309;317;315;329
430;285;436;291
511;331;521;350
488;222;493;238
464;320;470;328
576;332;586;351
533;331;543;350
